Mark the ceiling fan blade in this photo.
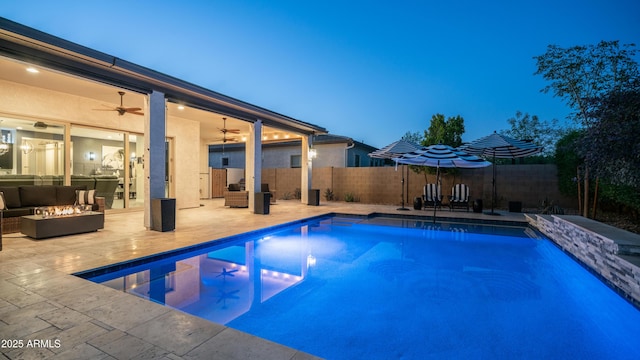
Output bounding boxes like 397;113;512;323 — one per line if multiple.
226;129;240;134
128;111;145;116
124;107;142;112
92;108;117;111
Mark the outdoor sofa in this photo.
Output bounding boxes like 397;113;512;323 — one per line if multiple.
0;185;104;234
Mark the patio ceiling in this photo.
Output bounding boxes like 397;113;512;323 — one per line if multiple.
0;55;304;144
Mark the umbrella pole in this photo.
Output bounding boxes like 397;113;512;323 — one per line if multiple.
486;152;500;216
433;163;439;223
398;165;409;211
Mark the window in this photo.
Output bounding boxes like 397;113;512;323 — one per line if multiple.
0;117;65;181
290;155;301;168
222;157;229;167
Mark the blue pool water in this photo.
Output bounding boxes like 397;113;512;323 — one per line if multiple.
82;216;640;359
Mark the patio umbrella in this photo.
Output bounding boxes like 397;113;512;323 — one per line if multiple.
369;139;423;210
461;132;543;215
394;144;491;222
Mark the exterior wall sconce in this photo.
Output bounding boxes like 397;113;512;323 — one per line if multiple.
88;152;95;161
308;148;317;160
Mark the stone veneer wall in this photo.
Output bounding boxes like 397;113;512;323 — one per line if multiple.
529;214;640;307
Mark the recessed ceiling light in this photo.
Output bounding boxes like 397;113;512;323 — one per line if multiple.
177;105;185;110
26;67;39;73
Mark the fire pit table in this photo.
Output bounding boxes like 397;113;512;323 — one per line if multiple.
21;210;104;239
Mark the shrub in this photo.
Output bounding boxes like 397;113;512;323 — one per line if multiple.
344;192;355;202
324;188;335;201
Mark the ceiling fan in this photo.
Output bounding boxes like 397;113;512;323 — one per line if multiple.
216;117;240;143
94;91;144;116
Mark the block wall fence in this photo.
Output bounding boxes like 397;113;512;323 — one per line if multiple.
260;164;576;211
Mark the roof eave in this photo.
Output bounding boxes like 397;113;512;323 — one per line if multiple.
0;17;327;136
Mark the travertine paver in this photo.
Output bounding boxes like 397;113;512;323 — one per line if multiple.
1;199;525;359
183;328;301;360
0;283;47;308
12;271;88;297
85;296;172;332
127;311;226;356
37;306;93;330
50;283;131;313
93;332;169;360
46;321;111;354
50;342;116;360
1;301;62;325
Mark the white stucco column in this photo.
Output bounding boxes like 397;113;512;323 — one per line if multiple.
145;90;166;229
246;120;262;211
301;135;312;204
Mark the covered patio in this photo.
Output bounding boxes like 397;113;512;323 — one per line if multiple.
0;200;527;359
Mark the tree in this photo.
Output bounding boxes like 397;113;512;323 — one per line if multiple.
500;111;566;157
534;40;638;127
410;113;466;182
581;82;640;219
554;130;583;204
423;114;465;147
583;79;640;188
534;40;639;217
401;131;423;145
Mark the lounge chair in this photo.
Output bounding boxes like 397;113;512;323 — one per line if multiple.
422;183;442;209
448;184;470;212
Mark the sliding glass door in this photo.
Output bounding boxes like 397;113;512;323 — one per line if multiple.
69;127;145;210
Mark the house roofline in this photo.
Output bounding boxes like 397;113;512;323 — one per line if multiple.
0;17;327;135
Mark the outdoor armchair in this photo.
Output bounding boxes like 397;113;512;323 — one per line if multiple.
448;184;470;212
422;183;442;209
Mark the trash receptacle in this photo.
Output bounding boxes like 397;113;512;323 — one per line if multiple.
413;197;423;210
255;192;271;214
151;198;175;232
473;199;483;213
308;189;320;206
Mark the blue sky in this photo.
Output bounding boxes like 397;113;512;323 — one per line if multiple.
3;0;639;148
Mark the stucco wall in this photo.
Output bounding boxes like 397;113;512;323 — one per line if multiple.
312;143;346;168
261;146;300;168
167;114;200;209
260;164;576;211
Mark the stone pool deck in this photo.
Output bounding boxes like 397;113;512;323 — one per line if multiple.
0;199;528;359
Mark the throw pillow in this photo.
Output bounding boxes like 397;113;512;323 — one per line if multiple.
76;189;96;205
0;191;6;210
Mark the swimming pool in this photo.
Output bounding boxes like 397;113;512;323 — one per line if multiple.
80;215;640;359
